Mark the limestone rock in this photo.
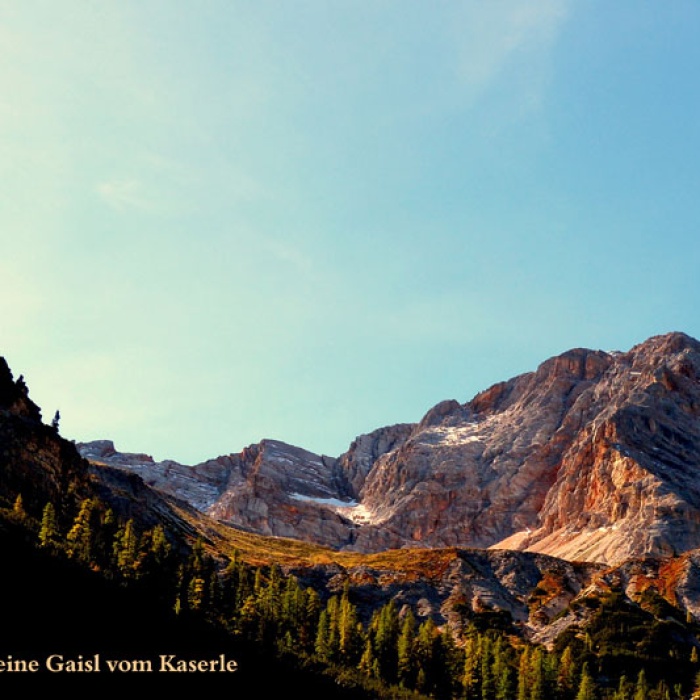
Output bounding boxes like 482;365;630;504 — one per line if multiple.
325;332;700;563
79;332;700;565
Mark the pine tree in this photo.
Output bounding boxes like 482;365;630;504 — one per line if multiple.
557;646;577;700
464;631;482;700
575;663;596;700
114;518;138;575
150;523;170;564
12;493;25;519
315;609;332;661
359;635;377;678
338;589;362;663
634;669;650;700
517;645;531;700
38;502;58;548
66;498;95;562
188;575;207;611
438;626;463;699
301;588;321;654
374;599;400;683
612;675;633;700
92;507;117;571
326;595;341;661
480;634;494;700
492;636;514;700
397;609;417;688
219;556;239;617
415;617;439;695
529;646;546;700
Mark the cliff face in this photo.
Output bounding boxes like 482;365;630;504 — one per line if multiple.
79;332;700;565
352;332;700;562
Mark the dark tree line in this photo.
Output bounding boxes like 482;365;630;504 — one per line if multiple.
8;493;700;699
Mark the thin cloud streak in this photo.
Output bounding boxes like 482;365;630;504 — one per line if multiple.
452;0;571;103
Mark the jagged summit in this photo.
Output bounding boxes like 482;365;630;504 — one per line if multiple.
78;331;700;564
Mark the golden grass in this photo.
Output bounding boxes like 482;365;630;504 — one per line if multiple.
171;501;462;573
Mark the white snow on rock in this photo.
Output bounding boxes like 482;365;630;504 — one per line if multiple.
290;494;374;525
420;424;484;446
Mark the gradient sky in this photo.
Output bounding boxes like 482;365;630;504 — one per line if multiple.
2;1;699;464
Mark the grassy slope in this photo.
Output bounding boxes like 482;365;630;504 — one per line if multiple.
169;496;464;574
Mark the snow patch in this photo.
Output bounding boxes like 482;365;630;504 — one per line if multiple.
422;425;484;446
290;494;357;508
289;493;374;525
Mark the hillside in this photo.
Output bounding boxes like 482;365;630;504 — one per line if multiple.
4;349;700;696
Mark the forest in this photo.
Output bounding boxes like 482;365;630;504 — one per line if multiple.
4;492;700;699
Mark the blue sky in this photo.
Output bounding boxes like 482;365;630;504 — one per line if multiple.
2;1;699;463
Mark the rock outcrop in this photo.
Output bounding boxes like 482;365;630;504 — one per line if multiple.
351;332;700;562
79;332;700;565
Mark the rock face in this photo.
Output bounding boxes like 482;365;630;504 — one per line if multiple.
79;439;231;512
78;438;360;545
79;332;700;565
351;332;700;563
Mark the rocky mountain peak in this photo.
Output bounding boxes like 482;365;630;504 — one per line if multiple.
77;331;700;565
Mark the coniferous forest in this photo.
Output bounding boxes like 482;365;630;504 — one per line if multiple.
2;492;700;698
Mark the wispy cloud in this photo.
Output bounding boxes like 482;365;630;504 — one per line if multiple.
452;0;571;109
262;239;314;273
96;179;153;212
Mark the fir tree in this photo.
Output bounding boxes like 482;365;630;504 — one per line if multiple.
557;646;577;700
480;634;494;700
338;588;362;663
301;588;321;654
114;518;138;576
492;636;514;700
66;498;95;562
359;634;377;678
464;631;482;700
612;675;634;700
396;609;416;688
374;599;400;683
325;595;341;661
634;669;650;700
415;617;439;695
575;663;596;700
38;502;58;548
315;609;332;662
12;493;25;519
92;507;117;571
517;645;531;700
150;523;170;563
529;646;546;700
438;626;463;699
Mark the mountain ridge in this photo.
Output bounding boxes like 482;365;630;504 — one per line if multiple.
7;345;700;680
79;331;700;565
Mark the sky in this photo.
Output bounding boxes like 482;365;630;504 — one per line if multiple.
2;1;699;464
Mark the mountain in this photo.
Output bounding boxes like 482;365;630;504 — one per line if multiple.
6;345;700;696
79;331;700;565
